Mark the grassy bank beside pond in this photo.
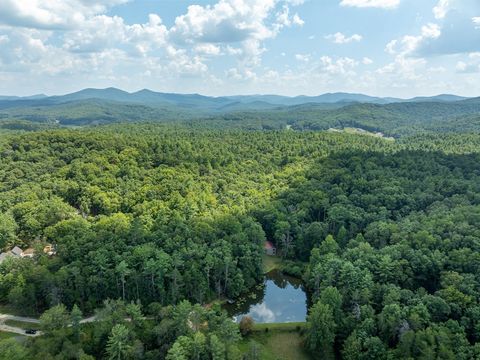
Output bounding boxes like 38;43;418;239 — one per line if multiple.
253;322;306;331
263;255;283;273
239;322;311;360
263;255;306;278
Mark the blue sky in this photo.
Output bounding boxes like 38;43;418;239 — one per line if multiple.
0;0;479;97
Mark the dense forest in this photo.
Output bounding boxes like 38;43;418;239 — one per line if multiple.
1;123;480;359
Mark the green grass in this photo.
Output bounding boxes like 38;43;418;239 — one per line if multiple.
0;331;22;340
239;324;311;360
262;255;282;273
253;322;306;331
4;320;39;330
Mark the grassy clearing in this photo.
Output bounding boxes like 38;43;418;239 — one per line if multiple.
0;331;22;340
263;255;282;273
253;322;306;331
4;320;39;330
239;324;311;360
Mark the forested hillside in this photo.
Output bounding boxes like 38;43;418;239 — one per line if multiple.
1;89;480;136
1;124;480;358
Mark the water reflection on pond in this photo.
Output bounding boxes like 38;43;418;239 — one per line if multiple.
225;269;308;323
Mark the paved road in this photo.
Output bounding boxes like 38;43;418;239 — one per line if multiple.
0;313;134;337
0;313;41;337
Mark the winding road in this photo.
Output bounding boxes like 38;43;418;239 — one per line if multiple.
0;313;41;337
0;313;97;337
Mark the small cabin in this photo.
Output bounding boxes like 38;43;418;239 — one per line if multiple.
11;246;23;257
264;241;276;256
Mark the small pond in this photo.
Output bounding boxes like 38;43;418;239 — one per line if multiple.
224;269;308;323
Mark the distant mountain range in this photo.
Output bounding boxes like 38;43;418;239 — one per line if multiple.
0;88;472;110
0;87;478;134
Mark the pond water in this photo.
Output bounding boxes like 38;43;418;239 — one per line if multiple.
225;269;308;323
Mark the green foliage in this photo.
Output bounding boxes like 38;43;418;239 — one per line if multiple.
306;301;336;358
0;338;29;360
106;324;132;360
2;123;480;358
0;212;17;249
40;304;70;334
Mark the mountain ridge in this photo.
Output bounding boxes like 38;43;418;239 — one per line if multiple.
0;88;472;107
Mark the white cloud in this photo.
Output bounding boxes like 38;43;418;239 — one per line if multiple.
295;53;311;62
166;0;304;73
194;43;222;56
456;52;480;73
340;0;400;9
275;5;304;28
433;0;449;19
384;23;441;58
405;0;480;56
168;0;300;45
455;61;476;73
325;32;362;44
362;57;373;65
320;56;358;75
385;40;398;55
0;0;307;92
0;0;129;29
62;14;168;56
421;23;441;39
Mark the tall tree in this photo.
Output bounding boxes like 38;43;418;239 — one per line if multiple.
106;324;132;360
306;301;336;359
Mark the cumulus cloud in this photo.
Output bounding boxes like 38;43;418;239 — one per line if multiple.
433;0;449;19
383;23;440;58
386;0;480;58
0;0;306;88
194;43;222;56
0;0;129;29
319;56;358;75
168;0;302;45
412;0;480;56
340;0;400;9
165;0;304;73
325;32;362;44
63;14;167;55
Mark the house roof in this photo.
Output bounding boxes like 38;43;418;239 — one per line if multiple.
23;248;35;255
11;246;23;257
264;241;275;250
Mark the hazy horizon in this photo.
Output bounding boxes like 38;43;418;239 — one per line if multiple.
0;87;475;100
0;0;479;97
